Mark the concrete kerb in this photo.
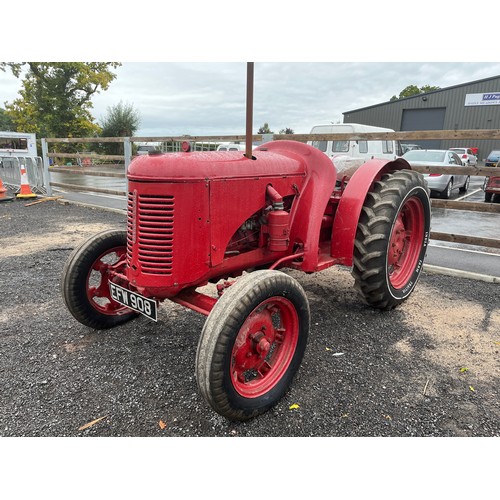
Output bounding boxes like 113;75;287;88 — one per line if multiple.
422;264;500;284
55;196;500;285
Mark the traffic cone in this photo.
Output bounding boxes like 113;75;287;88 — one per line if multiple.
0;177;14;202
16;162;37;199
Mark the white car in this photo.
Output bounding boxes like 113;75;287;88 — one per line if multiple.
449;147;477;166
403;149;470;199
136;145;159;155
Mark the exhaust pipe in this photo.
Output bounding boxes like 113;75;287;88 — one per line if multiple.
245;62;254;160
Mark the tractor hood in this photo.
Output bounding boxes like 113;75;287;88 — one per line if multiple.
127;141;327;182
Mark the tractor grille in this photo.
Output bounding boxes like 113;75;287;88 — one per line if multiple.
127;192;174;275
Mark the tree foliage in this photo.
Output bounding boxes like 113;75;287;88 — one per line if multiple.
98;101;141;155
0;108;15;130
258;122;274;134
390;84;440;101
3;62;121;144
279;127;294;134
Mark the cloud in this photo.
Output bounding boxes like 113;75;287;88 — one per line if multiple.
2;62;500;137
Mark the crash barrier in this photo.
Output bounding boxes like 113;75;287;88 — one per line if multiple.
42;130;500;251
0;156;45;194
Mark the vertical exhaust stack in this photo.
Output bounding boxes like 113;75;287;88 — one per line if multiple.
245;62;255;160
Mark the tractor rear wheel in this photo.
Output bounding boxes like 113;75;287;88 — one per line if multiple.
196;270;310;421
61;229;139;329
352;170;431;310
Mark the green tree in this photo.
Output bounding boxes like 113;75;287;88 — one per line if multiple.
279;127;294;134
390;84;440;101
0;108;15;130
3;62;120;147
99;101;141;155
258;122;274;134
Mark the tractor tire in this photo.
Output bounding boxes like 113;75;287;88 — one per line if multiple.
196;270;310;421
352;170;431;310
61;229;139;329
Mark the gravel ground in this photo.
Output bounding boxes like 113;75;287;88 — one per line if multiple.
1;197;499;439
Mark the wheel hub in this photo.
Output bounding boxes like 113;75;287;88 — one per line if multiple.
389;215;407;265
231;297;299;397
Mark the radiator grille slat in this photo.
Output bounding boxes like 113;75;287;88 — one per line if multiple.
127;192;174;275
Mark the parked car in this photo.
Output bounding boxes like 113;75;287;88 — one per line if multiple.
401;144;422;154
485;150;500;167
402;149;470;199
136;145;159;155
217;143;248;151
449;147;477;166
483;159;500;202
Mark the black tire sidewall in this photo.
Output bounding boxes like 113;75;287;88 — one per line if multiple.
62;229;137;329
352;171;431;310
385;185;431;302
197;271;310;420
220;282;309;416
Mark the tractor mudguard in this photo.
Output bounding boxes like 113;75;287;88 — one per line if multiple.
331;157;412;266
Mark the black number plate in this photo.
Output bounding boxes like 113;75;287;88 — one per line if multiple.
109;281;157;322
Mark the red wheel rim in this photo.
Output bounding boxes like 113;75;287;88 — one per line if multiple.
387;196;425;289
86;246;130;315
231;297;299;398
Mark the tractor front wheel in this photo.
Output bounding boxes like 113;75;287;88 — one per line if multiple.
196;270;310;421
61;229;138;329
352;170;431;310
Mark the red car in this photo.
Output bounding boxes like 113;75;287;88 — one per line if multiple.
484;160;500;202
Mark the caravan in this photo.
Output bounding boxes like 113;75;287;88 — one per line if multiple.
307;123;402;163
0;131;38;158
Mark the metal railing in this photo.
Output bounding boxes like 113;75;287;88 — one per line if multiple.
0;155;46;194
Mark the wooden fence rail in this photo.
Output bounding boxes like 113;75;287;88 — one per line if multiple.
43;130;500;252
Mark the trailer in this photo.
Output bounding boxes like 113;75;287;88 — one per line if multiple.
0;131;38;158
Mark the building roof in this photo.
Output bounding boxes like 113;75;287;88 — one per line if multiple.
343;74;500;115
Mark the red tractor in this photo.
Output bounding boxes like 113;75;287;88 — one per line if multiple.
61;139;431;421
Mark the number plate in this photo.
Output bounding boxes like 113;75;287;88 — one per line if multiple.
109;281;157;322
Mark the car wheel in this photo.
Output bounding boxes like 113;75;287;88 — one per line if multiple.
441;179;453;199
485;192;493;202
459;176;470;193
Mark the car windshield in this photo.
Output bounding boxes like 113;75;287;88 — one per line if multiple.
489;151;500;157
403;150;446;162
449;148;465;154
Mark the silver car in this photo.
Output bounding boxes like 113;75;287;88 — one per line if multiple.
402;149;470;199
449;147;478;166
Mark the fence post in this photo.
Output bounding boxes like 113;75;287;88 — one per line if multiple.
123;137;131;186
41;138;52;196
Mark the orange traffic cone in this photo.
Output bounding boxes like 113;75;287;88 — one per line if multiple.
0;177;14;202
16;162;37;199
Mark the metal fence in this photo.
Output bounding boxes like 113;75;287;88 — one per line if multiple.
0;155;45;194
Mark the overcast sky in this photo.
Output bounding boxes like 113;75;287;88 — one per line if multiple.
1;2;499;139
2;61;500;138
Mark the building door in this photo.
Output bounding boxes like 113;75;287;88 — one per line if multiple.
401;108;446;149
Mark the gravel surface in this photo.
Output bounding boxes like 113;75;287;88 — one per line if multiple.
1;197;499;438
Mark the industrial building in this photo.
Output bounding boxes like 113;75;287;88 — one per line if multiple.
343;75;500;161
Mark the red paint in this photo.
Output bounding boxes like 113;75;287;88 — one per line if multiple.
125;142;411;303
